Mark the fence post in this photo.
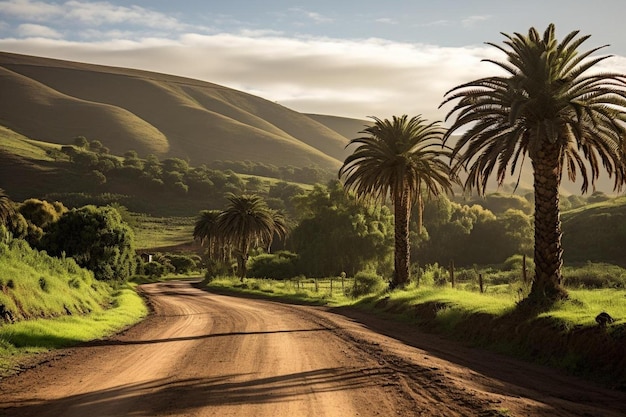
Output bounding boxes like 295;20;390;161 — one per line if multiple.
449;260;455;288
479;273;484;293
522;254;528;284
330;277;333;295
315;278;319;293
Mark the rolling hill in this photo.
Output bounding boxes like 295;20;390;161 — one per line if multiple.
0;52;358;170
1;51;623;199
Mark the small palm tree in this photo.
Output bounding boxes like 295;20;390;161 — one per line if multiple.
0;189;14;226
194;210;225;261
339;115;456;288
266;209;289;253
440;24;626;304
218;193;280;280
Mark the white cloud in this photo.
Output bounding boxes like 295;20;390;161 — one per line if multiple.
16;23;62;38
375;18;397;25
0;0;188;33
288;8;333;24
1;26;624;122
0;0;62;21
0;32;507;121
63;0;184;29
462;15;491;28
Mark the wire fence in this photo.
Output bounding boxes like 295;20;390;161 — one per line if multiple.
290;277;356;295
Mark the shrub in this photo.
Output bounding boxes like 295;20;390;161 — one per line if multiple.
143;261;166;278
502;254;534;272
165;254;198;274
563;263;626;289
348;271;386;297
38;277;49;292
40;205;137;281
205;259;230;279
422;263;448;287
248;251;298;280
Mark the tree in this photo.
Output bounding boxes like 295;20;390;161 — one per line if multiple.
289;181;393;277
440;24;626;304
0;189;14;226
196;194;287;280
73;136;89;148
41;206;137;281
339;115;455;288
194;209;225;261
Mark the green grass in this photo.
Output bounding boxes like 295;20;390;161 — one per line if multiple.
383;285;516;314
0;125;60;161
0;240;111;321
0;240;148;374
539;289;626;327
131;214;195;249
0;284;147;373
206;276;356;306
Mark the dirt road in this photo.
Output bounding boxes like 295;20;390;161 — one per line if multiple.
1;280;625;416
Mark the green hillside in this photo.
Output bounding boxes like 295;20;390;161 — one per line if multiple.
0;52;352;170
562;197;626;266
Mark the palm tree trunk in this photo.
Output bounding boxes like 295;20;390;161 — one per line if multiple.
529;143;568;303
393;187;411;288
416;191;424;235
236;253;247;281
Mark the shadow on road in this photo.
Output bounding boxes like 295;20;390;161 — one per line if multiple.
0;366;390;416
82;327;332;347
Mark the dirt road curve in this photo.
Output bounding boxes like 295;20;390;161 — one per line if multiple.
1;280;625;417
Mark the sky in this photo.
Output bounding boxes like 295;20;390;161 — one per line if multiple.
1;0;626;122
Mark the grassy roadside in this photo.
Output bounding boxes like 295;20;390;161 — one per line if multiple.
0;283;147;375
0;239;149;376
202;276;626;389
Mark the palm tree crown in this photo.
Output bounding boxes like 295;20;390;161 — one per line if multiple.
339;115;455;287
441;24;626;303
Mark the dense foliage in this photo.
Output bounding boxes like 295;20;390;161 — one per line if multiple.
40;205;137;281
288;181;394;277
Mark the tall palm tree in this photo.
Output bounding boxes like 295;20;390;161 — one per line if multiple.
218;193;278;280
339;115;456;288
440;24;626;304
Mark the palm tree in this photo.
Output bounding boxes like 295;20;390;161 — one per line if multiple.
339;115;456;288
440;24;626;304
266;209;289;253
218;193;279;280
194;210;225;261
0;189;14;226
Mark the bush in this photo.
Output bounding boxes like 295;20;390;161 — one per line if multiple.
248;251;298;280
143;261;167;278
165;254;198;274
502;254;534;272
348;271;386;297
205;259;230;279
422;263;448;287
563;263;626;289
40;205;137;281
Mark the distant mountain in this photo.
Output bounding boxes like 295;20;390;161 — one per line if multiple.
0;52;362;170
